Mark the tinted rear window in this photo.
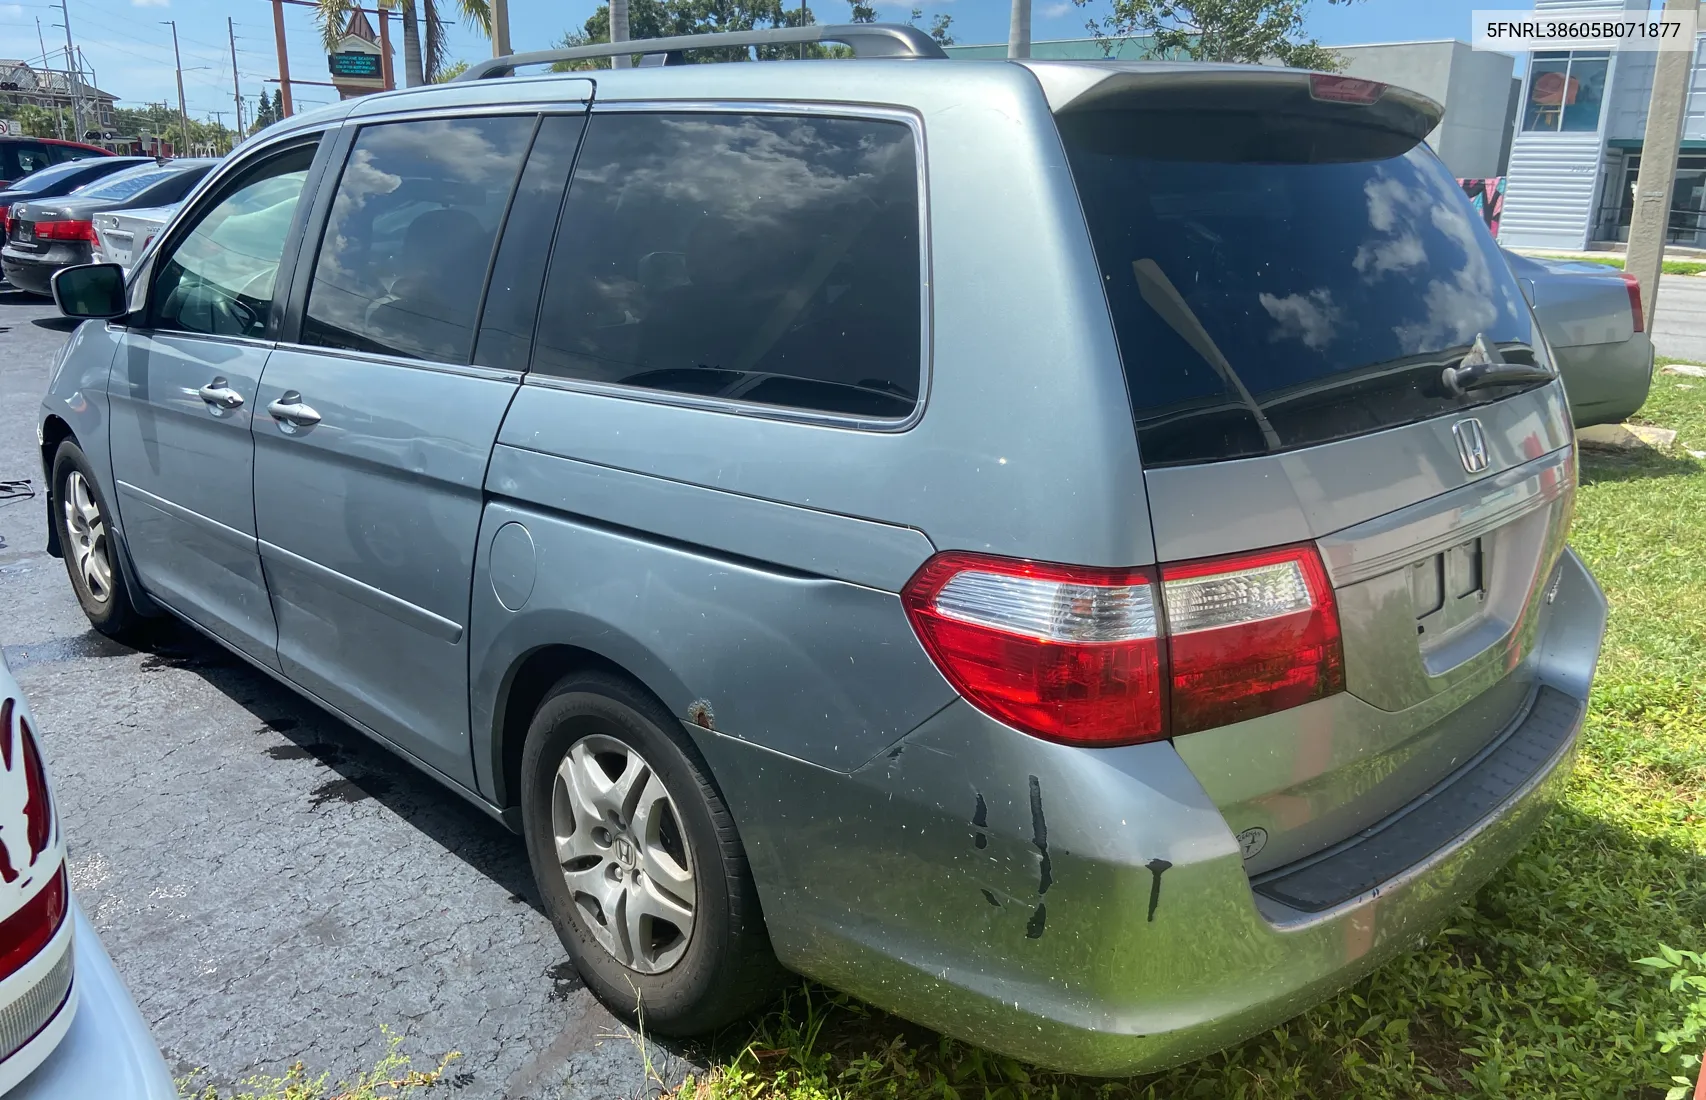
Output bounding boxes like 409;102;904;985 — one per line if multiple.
7;158;119;192
1060;111;1539;467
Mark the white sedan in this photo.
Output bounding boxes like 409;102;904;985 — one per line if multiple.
91;204;178;275
0;652;174;1098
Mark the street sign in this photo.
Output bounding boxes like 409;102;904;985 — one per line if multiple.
0;120;15;136
329;52;382;78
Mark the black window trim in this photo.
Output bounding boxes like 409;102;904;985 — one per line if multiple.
124;128;336;347
520;99;935;435
276;108;576;382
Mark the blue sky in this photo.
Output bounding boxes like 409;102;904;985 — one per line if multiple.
0;0;1514;130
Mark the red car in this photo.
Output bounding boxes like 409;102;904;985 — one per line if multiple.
0;138;112;189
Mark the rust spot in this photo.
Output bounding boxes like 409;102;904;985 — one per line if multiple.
687;700;716;731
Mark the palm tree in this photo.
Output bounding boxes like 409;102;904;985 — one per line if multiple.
316;0;492;87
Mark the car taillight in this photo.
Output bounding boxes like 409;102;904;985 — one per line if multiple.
33;219;96;242
1309;73;1387;105
1620;272;1645;333
0;869;67;983
902;554;1165;747
903;544;1344;747
0;206;10;236
1161;546;1344;736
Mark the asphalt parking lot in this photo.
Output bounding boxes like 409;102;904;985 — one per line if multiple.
0;290;693;1097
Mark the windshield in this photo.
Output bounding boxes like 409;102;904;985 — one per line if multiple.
1060;110;1540;467
74;165;179;201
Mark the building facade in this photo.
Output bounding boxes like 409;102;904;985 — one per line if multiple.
1498;0;1706;249
0;61;118;138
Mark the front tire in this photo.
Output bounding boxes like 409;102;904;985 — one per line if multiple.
519;671;783;1034
50;441;142;641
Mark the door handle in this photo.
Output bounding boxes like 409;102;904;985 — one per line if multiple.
267;391;321;430
197;378;244;409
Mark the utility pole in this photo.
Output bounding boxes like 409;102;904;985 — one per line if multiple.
491;0;511;57
56;0;82;139
34;18;65;138
1007;0;1031;58
1626;0;1697;330
229;16;245;136
271;0;293;116
611;0;630;69
164;21;191;155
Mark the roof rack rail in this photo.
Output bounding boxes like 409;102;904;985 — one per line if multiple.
456;22;947;80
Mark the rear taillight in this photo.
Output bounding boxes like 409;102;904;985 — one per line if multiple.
903;544;1344;747
902;555;1165;746
1620;272;1645;333
1161;546;1344;735
34;219;96;242
0;869;67;983
1309;74;1387;105
0;206;10;236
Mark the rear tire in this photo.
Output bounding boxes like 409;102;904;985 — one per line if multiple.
519;671;784;1034
50;441;143;642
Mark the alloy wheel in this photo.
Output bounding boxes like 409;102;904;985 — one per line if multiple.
62;470;113;604
551;733;696;974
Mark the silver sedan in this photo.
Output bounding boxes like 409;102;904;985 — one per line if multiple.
1504;248;1655;427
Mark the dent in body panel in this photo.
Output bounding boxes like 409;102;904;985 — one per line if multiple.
700;686;1583;1075
467;499;956;785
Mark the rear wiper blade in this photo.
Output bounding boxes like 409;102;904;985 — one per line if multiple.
1440;333;1554;395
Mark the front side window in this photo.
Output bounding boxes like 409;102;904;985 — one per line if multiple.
531;112;923;419
1523;51;1610;134
13;144;50;177
301;116;534;364
151;145;315;338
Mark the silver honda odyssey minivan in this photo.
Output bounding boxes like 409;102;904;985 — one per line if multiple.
38;25;1606;1075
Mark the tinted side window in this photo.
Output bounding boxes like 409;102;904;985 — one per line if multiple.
152;146;315;339
14;143;51;178
532;113;922;419
302;116;534;364
473;115;585;374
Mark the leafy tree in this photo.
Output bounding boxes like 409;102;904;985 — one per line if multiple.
846;0;876;20
251;90;277;132
434;59;470;81
1073;0;1359;69
906;5;954;46
12;105;59;138
560;1;828;67
272;90;285;120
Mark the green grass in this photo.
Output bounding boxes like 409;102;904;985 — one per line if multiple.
179;1032;459;1100
1535;254;1706;277
672;374;1706;1100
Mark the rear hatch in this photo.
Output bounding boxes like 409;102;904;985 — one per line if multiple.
1048;67;1576;878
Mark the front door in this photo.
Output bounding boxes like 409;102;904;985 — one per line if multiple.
252;113;542;786
106;139;320;667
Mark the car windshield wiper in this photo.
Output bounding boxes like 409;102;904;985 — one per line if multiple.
1441;333;1554;395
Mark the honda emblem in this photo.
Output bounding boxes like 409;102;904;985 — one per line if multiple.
1454;418;1490;474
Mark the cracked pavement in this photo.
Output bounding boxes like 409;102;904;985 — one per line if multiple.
0;291;698;1098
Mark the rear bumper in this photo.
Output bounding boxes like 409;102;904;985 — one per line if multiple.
700;548;1606;1076
1;244;90;296
1560;332;1654;428
8;902;175;1100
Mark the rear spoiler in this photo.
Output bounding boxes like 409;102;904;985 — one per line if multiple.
1023;64;1443;146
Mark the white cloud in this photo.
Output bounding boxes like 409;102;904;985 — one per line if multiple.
1260;289;1341;351
132;0;170;8
0;5;24;19
1041;1;1076;17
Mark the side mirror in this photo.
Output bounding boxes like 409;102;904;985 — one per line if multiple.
51;263;127;320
